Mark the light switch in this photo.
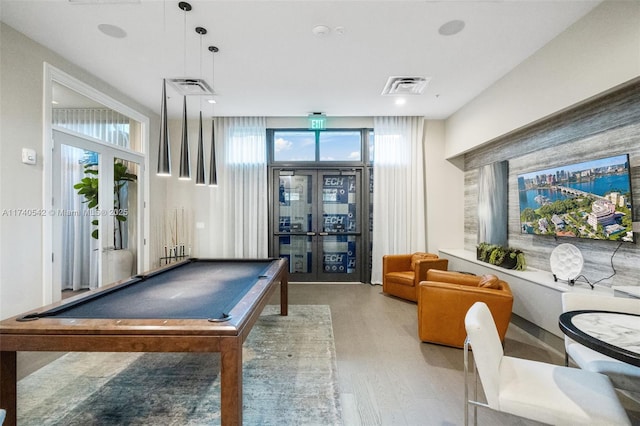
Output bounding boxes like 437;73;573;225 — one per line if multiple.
22;148;37;165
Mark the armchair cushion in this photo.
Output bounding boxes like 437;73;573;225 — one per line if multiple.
478;275;500;289
382;253;448;302
411;252;438;270
418;270;513;348
384;271;414;287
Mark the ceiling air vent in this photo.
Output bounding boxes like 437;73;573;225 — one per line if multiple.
381;76;430;96
167;78;214;96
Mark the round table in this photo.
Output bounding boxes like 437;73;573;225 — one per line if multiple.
559;310;640;367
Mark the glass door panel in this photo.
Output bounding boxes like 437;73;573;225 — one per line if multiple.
277;172;315;279
273;169;362;281
278;235;313;274
59;145;100;291
322;236;357;274
318;172;360;280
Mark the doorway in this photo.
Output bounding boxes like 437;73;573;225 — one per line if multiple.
52;129;144;294
271;168;365;282
43;64;150;304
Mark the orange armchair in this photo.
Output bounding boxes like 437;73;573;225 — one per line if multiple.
418;270;513;348
382;252;449;302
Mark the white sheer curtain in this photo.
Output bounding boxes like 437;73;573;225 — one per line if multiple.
209;117;268;257
371;116;426;284
60;144;99;290
53;108;130;147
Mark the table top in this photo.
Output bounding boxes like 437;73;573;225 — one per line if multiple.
28;258;276;321
0;258;288;341
559;310;640;367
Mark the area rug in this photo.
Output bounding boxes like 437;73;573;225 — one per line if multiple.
17;305;342;426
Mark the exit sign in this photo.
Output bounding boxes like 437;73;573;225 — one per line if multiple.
308;114;326;130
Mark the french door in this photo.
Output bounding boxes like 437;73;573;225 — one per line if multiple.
272;168;364;282
52;129;144;294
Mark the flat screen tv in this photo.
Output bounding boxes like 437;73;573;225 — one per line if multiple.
517;154;635;243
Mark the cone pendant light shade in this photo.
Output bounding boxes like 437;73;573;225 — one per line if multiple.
195;111;206;185
178;96;191;180
157;79;171;176
209;119;217;186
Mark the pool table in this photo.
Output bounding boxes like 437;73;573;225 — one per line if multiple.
0;257;288;426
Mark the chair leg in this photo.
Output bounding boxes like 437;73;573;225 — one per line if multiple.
473;362;478;426
564;351;569;367
464;337;479;426
464;337;470;426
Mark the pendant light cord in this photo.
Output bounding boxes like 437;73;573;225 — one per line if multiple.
183;8;187;76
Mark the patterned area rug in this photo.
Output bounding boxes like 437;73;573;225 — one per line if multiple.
17;305;341;425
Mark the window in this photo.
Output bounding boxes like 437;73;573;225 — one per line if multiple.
270;129;367;163
273;131;315;162
319;131;361;162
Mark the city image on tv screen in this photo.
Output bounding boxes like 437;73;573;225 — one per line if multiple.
518;154;635;243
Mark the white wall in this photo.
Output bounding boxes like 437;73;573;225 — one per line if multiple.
0;23;163;319
445;0;640;158
424;120;464;252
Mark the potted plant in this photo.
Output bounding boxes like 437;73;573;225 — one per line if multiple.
476;242;526;271
74;160;137;248
74;159;137;281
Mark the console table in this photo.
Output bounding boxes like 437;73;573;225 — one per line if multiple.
438;249;614;338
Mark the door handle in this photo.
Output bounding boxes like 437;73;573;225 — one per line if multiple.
318;232;329;236
306;232;316;236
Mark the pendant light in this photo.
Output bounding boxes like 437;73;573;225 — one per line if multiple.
178;1;191;180
194;26;207;186
178;95;191;180
208;45;219;186
157;78;171;176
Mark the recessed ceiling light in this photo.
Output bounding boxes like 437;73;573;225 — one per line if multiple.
312;25;331;37
438;20;465;36
97;23;127;39
395;98;406;106
208;99;216;104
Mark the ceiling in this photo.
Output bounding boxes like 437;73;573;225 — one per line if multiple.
1;0;601;119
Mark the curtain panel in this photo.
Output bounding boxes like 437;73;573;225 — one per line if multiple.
370;116;427;284
208;117;268;258
60;144;100;290
52;108;130;147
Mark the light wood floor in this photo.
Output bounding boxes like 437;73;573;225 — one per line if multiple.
17;283;640;425
274;283;640;426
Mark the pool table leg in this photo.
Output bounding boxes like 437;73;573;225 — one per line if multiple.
0;351;17;426
220;337;242;426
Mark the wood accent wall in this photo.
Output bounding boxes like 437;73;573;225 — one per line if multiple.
463;77;640;288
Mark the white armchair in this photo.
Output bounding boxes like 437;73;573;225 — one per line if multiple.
464;302;630;425
561;291;640;393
